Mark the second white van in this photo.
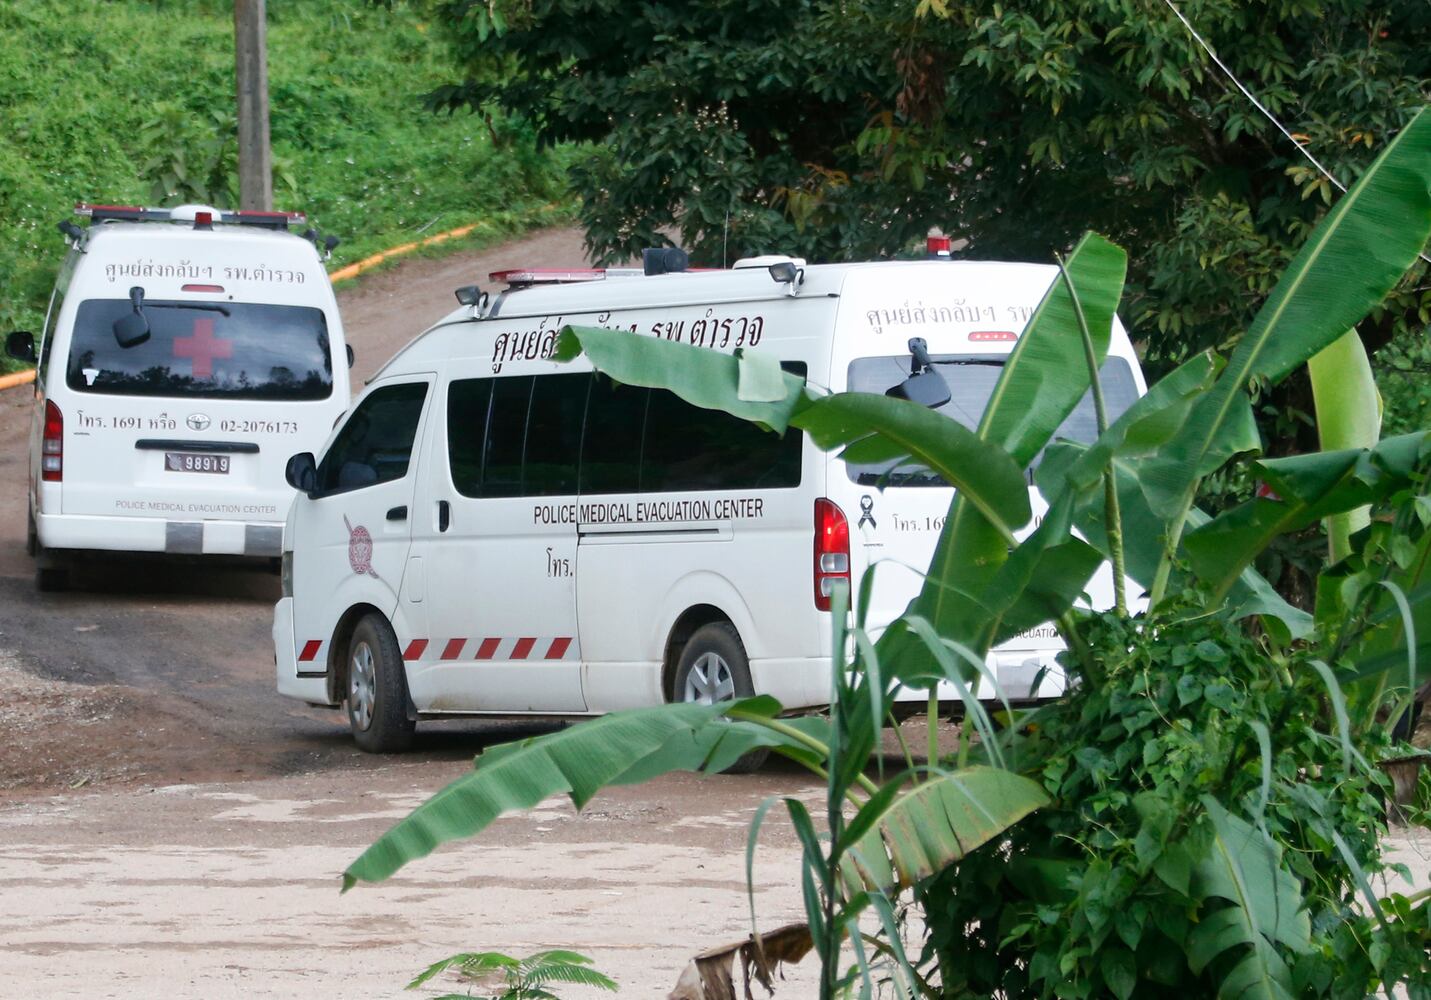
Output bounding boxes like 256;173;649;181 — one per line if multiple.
273;249;1145;752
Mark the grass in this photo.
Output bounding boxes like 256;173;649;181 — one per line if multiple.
0;0;577;367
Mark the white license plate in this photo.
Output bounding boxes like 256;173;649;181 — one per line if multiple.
165;452;230;475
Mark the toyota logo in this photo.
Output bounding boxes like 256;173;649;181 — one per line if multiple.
186;413;211;431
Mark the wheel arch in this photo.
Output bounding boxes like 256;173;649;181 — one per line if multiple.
326;602;386;705
662;604;738;702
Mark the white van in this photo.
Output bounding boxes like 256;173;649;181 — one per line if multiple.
6;203;352;590
273;250;1145;752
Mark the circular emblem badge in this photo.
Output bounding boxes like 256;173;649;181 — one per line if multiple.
343;515;380;579
187;413;211;431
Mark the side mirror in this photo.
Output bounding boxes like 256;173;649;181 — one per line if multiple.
285;452;318;496
345;344;355;369
5;331;36;363
114;286;150;348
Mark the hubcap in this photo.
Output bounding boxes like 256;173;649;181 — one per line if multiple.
349;641;376;731
682;651;736;704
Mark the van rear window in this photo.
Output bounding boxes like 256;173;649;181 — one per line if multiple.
66;299;334;400
844;355;1139;486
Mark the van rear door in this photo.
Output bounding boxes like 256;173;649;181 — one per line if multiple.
833;352;1142;635
58;296;339;548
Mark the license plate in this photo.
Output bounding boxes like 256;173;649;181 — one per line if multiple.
165;452;230;475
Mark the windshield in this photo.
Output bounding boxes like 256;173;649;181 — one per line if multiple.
67;299;334;400
845;354;1139;486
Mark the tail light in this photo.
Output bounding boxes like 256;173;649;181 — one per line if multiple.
41;400;62;482
814;498;850;611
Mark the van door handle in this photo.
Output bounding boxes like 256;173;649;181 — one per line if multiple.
386;505;407;522
438;500;450;533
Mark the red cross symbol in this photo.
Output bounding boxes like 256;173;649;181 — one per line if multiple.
172;317;234;379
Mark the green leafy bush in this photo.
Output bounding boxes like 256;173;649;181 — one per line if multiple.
0;0;576;364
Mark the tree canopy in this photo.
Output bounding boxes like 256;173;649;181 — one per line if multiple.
427;0;1429;382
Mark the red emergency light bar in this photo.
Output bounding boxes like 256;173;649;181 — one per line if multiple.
74;203;306;231
489;267;645;287
969;330;1018;342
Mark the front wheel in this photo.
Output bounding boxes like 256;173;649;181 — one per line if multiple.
346;613;415;753
673;622;768;774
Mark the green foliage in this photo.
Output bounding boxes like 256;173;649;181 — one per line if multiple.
407;948;616;999
0;0;575;364
423;0;1431;427
346;103;1431;997
920;609;1423;999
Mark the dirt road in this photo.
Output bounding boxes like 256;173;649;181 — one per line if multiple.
0;228;824;997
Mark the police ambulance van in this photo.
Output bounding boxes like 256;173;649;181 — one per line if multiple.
6;203;352;590
273;244;1145;752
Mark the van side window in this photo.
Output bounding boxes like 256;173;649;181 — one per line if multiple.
448;374;588;498
316;381;428;495
526;373;588;495
446;378;492;496
446;365;803;500
579;375;646;495
641;387;799;492
480;376;533;498
635;363;805;493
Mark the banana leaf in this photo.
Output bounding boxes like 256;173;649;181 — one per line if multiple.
837;765;1049;893
552;325;807;432
1308;330;1382;562
1187;798;1311;1000
343;699;785;889
1144;108;1431;524
554;324;1032;536
1185;431;1431;601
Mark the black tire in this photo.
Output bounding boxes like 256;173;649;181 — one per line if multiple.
672;622;769;774
34;542;69;593
345;613;416;753
25;506;37;558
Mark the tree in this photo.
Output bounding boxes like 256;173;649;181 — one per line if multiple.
425;0;1428;390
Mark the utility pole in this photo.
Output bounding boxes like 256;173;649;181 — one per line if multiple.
234;0;273;211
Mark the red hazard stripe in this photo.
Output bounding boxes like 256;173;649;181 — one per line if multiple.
441;638;466;660
545;637;572;660
403;639;428;661
511;637;536;660
298;640;323;662
475;637;501;660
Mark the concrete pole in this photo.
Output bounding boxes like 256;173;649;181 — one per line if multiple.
234;0;273;211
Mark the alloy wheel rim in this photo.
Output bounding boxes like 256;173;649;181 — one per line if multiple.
349;641;376;730
683;651;736;704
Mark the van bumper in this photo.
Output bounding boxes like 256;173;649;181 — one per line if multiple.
274;597;332;704
37;512;284;556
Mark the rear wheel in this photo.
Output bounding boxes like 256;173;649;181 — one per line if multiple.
346;613;415;753
33;539;69;593
673;622;769;774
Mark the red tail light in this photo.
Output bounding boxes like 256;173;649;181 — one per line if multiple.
41;400;63;482
814;498;850;611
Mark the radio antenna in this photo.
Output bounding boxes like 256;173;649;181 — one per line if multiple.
722;208;730;269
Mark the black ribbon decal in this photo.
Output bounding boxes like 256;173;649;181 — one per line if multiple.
858;494;876;529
